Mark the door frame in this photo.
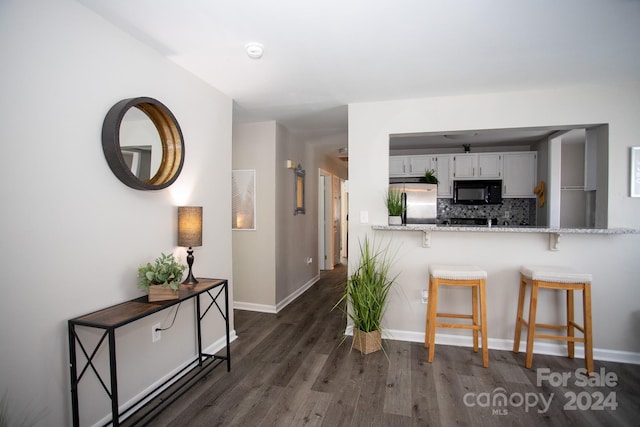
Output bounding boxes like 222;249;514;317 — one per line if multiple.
318;169;333;270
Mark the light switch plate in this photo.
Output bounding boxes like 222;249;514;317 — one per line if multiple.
360;210;369;224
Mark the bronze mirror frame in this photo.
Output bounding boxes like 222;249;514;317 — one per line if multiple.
102;97;185;190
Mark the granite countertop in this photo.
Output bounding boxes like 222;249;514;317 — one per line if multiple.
372;224;638;234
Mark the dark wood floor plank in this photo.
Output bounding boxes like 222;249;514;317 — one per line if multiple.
311;339;358;393
409;343;441;426
288;390;333;426
383;340;413;417
431;346;473;426
351;350;390;426
319;379;358;427
258;352;329;426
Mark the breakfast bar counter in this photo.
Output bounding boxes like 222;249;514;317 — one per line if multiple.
372;224;638;250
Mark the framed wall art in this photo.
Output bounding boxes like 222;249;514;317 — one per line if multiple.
232;169;256;230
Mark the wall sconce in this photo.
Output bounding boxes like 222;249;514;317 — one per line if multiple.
294;164;305;215
286;160;296;169
178;206;202;284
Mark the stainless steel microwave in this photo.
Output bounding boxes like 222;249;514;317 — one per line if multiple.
453;180;502;205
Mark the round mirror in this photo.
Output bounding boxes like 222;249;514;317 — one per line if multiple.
102;97;184;190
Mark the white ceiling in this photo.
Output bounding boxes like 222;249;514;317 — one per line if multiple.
79;0;640;146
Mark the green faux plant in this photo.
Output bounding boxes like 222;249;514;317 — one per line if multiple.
334;236;397;334
424;169;439;184
385;188;405;217
137;253;186;292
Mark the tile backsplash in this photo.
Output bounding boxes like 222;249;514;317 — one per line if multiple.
437;198;536;226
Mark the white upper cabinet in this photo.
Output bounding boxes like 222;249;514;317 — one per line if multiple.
503;152;537;198
477;154;502;178
432;155;452;197
389;155;432;177
389;156;409;176
452;154;477;178
452;153;502;179
408;155;432;177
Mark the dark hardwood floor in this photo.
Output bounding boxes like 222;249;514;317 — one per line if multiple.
128;264;640;426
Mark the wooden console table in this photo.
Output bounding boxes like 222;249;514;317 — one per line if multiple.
68;278;230;426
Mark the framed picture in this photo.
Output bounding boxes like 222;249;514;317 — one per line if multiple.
294;164;305;215
232;169;256;230
632;147;640;198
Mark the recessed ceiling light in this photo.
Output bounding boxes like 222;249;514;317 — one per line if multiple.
245;42;264;59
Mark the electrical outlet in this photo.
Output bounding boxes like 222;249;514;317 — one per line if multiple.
306;257;313;264
152;323;161;343
421;289;429;304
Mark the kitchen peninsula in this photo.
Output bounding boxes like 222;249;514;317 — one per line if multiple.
373;224;638;250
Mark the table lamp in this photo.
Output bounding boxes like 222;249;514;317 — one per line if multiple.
178;206;202;284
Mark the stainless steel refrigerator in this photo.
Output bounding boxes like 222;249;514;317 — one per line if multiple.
389;183;437;224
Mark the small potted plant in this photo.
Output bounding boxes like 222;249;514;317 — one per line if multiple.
138;253;187;301
424;169;439;184
385;188;404;225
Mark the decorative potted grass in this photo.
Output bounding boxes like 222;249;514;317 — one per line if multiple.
385;188;404;225
137;253;186;302
335;236;397;354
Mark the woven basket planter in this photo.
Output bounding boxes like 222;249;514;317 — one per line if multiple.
353;329;382;354
148;285;179;302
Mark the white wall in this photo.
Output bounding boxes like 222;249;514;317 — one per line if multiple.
348;83;640;359
0;1;232;425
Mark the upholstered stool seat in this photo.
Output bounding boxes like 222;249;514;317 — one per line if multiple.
424;264;489;367
513;265;593;373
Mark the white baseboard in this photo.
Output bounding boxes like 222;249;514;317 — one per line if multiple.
94;330;238;427
232;301;277;313
233;274;321;314
344;326;640;365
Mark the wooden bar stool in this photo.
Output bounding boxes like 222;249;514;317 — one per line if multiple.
513;265;593;373
424;264;489;367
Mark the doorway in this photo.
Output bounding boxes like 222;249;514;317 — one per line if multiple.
318;169;347;270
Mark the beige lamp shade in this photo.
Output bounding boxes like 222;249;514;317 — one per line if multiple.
178;206;202;247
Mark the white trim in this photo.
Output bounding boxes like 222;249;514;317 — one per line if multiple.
233;274;321;314
93;331;238;427
344;326;640;365
232;301;277;313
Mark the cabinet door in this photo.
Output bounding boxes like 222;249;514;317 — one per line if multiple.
408;155;432;177
432;155;452;197
503;152;537;197
389;156;408;176
453;154;477;179
478;154;502;178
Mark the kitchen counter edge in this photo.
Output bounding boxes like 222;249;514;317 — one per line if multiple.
372;225;639;234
